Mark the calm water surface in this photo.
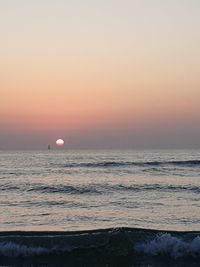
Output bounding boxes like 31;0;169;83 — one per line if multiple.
0;150;199;231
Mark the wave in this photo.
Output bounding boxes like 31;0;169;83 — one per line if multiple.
0;242;51;257
1;183;200;195
0;228;199;266
27;184;101;195
135;233;200;258
117;184;200;194
61;160;200;169
27;183;200;195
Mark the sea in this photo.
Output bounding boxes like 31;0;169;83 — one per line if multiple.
0;149;200;266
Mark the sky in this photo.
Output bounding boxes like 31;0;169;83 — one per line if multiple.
0;0;200;149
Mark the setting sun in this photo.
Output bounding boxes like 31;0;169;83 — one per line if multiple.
56;139;64;146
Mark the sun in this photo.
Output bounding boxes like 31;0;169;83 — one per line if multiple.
56;139;64;146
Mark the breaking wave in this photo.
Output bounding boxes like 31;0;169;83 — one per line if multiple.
0;228;199;267
0;242;51;257
135;233;200;258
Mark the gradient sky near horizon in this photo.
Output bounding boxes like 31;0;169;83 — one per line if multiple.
1;0;200;149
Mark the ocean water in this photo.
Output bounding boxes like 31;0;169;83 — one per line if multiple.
0;149;199;232
0;149;200;266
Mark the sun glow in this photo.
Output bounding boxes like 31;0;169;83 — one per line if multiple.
56;139;64;146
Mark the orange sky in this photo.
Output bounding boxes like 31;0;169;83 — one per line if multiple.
0;1;200;149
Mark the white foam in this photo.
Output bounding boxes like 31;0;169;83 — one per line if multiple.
0;242;51;257
135;234;200;258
